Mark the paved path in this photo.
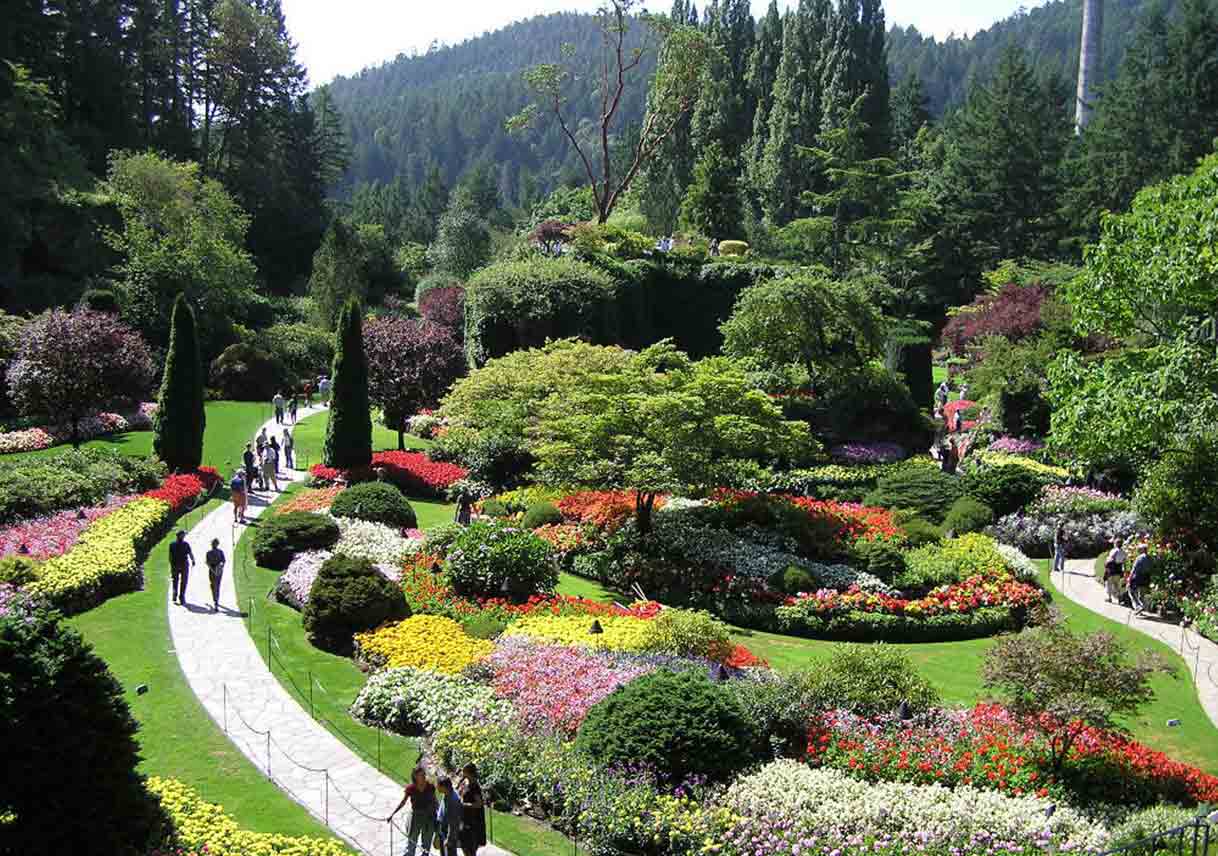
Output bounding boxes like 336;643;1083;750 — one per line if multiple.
1056;558;1218;730
167;407;511;856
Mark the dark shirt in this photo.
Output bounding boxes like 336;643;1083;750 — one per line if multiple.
169;540;194;568
243;450;255;469
230;475;245;493
206;548;225;571
1130;554;1152;585
405;782;437;815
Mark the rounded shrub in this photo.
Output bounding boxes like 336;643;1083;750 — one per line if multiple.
520;501;563;529
303;554;409;654
962;464;1044;517
769;564;816;596
0;555;39;586
415;272;463;306
864;467;962;523
252;512;341;570
479;498;510;518
575;669;757;783
79;287;120;313
445;520;557;598
852;539;905;582
800;644;939;717
208;343;291;401
330;482;418;528
944;495;995;535
900;517;943;547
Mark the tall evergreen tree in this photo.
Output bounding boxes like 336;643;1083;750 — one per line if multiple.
743;0;784;220
679;140;743;238
891;73;931;158
153;293;206;472
323;297;372;470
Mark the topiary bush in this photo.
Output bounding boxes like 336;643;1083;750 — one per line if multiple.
800;644;940;718
962;464;1045;517
521;501;563;529
769;564;816;596
302;554;409;654
252;512;341;570
575;669;757;783
329;482;417;528
944;496;995;535
864;467;962;523
445;520;557;598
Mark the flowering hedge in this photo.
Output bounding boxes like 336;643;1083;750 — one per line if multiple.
349;666;512;735
309;450;467;497
989;509;1143;558
0;404;157;455
806;703;1218;808
147;777;352;856
557;490;666;529
829;441;906;464
0;494;137;560
1027;485;1131;517
354;614;493;673
988;436;1046;455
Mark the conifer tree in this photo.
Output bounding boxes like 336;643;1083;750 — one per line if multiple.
679;141;743;238
323;297;372;469
153;293;205;473
743;0;784;219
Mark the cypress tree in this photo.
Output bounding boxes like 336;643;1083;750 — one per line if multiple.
153;293;205;472
323;297;372;469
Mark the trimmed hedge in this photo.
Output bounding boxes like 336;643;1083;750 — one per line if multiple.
251;512;340;570
303;554;409;654
208;343;291;401
864;467;963;523
944;496;995;535
772;605;1023;643
520;501;563;529
329;482;417;528
962;464;1045;517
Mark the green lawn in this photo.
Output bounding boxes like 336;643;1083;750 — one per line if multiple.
290;409;432;472
559;566;1218;773
2;401;271;472
68;501;337;840
236;487;581;856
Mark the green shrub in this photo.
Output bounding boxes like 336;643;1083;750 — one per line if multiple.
79;288;120;313
900;517;943;547
252;512;340;570
329;482;417;528
445;521;557;598
422;522;464;558
495;485;567;513
0;449;164;524
1136;431;1218;553
0;607;167;854
800;644;940;717
323;297;373;469
728;670;826;758
253;323;334;384
944;496;995;535
864;467;962;522
575;669;757;783
962;464;1044;517
0;556;39;586
208;343;291;401
521;501;563;529
897;533;1011;593
153;294;206;472
479;499;510;518
719;240;749;256
769;564;816;595
774;604;1021;643
461;613;508;640
852;539;905;582
303;554;409;654
415;272;463;306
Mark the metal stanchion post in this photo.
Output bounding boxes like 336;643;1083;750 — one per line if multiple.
324;771;329;826
267;625;272;661
377;728;381;772
266;731;272;777
223;684;228;733
309;670;314;719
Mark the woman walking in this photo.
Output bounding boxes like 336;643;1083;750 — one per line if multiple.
205;538;226;612
1052;523;1067;575
387;767;437;856
282;429;294;470
1103;537;1127;604
458;763;487;856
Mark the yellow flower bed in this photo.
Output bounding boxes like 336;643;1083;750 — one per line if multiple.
354;614;493;673
148;777;352;856
502;608;732;659
977;451;1070;481
27;497;171;612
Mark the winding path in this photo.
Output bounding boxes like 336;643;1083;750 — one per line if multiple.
1057;558;1218;730
167;406;510;856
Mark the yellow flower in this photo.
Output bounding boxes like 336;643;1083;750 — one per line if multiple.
354;614;492;673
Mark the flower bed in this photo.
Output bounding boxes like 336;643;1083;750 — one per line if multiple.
1027;485;1131;516
502;607;735;660
144;467;221;513
333;516;417;568
806;703;1218;808
349;666;512;735
273;486;344;515
1183;574;1218;642
977;451;1069;481
309;451;466;497
0;494;137;560
354;614;493;673
557;490;665;529
988;436;1046;455
147;777;351;856
829;441;906;464
0;403;157;455
989;509;1142;558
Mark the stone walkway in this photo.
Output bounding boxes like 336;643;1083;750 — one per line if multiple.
1057;558;1218;730
168;406;511;856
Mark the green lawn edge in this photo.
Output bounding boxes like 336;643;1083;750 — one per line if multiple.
290;409;433;472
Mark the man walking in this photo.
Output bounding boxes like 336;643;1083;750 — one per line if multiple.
205;538;226;612
243;443;258;493
273;391;285;425
261;441;280;493
318;375;331;407
1128;543;1152;615
169;530;195;606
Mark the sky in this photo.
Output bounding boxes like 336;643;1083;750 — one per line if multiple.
282;0;1049;87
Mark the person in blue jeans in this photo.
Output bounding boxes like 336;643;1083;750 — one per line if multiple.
1128;543;1152;614
168;530;194;605
435;777;463;856
1052;523;1067;575
387;767;437;856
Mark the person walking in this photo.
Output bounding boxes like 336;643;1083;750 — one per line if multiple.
169;530;195;606
387;768;438;856
205;538;226;612
435;777;464;856
1128;542;1152;615
1052;523;1067;575
272;391;285;425
269;436;282;475
935;379;951;410
282;429;294;470
242;443;258;494
1103;538;1127;604
303;380;313;405
318;375;331;407
454;490;473;526
457;763;487;856
230;469;248;524
289;394;299;424
261;442;279;493
958;382;970;402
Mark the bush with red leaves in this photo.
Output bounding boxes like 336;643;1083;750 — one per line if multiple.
942;283;1048;355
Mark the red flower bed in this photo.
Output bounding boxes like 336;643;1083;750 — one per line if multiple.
310;451;467;496
806;702;1218;807
781;574;1043;620
556;490;666;529
713;490;902;546
143;469;218;513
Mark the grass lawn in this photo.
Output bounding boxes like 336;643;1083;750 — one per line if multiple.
290;410;432;472
68;501;337;840
235;486;582;856
559;566;1218;773
2;401;272;472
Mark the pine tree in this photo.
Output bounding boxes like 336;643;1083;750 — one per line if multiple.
891;74;931;158
153;293;205;473
679;141;743;238
743;0;784;219
323;297;373;470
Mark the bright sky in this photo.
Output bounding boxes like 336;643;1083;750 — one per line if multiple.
282;0;1049;87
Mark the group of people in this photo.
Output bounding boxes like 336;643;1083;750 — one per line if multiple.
168;530;227;612
231;427;294;523
387;764;487;856
1102;537;1154;614
272;391;300;425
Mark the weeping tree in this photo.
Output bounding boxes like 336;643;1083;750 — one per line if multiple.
153;293;206;471
323;297;372;469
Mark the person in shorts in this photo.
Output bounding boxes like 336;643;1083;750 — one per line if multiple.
169;530;195;605
1103;538;1127;603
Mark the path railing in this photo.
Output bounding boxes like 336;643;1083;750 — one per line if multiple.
1097;813;1215;856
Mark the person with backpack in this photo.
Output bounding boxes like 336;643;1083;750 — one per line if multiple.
169;530;195;606
205;538;226;612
